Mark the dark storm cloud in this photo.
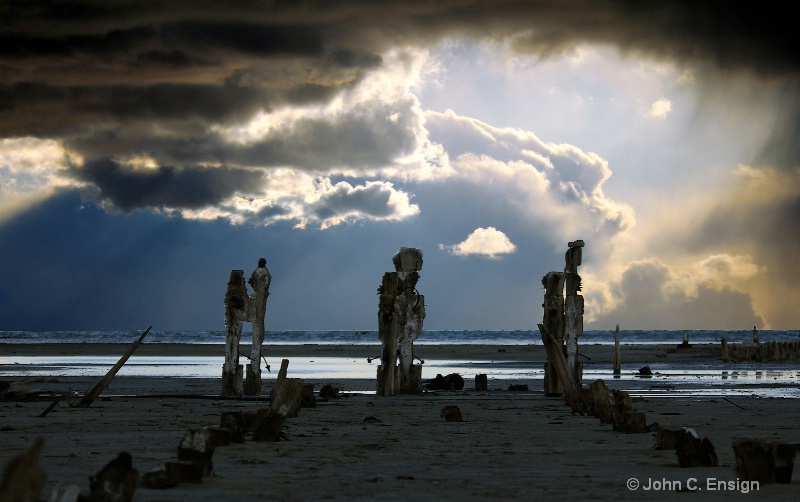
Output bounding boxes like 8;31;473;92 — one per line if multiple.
70;158;263;212
1;0;798;209
311;182;400;220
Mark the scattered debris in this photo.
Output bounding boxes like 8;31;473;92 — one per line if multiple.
423;373;464;391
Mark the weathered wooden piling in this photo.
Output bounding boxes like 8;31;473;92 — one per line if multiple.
222;259;272;397
541;240;585;395
613;324;621;376
222;270;248;397
733;437;797;484
377;247;425;396
721;338;729;362
244;258;271;396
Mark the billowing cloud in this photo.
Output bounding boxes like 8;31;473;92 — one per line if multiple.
441;227;517;259
588;258;766;330
1;2;799;330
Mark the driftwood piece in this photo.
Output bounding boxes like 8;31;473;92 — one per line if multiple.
0;437;45;502
88;452;139;502
76;326;151;407
733;437;797;484
441;405;464;422
539;324;588;415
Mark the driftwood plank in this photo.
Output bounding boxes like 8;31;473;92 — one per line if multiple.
76;326;152;408
538;323;588;415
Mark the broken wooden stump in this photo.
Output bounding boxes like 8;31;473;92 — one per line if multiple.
653;427;694;450
319;383;340;400
441;405;464;422
733;437;797;484
268;377;304;418
220;411;246;444
587;379;648;433
253;377;305;442
177;429;217;478
0;437;45;502
88;452;139;502
301;383;316;408
163;461;204;485
474;374;488;391
676;432;718;467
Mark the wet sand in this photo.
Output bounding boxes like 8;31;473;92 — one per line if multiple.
2;342;800;500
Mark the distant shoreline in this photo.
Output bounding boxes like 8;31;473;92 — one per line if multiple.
0;341;725;363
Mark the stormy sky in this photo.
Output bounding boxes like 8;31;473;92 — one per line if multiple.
1;0;798;332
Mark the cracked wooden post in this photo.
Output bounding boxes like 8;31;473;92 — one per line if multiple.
541;271;565;396
377;247;424;396
222;270;247;397
564;239;584;383
244;258;271;396
541;239;585;395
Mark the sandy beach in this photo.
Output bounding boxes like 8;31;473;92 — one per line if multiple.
2;342;800;500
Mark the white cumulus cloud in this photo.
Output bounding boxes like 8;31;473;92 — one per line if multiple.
441;227;517;259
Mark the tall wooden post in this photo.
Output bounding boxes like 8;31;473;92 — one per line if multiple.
377;248;424;396
244;258;271;396
541;239;585;396
541;271;565;396
564;240;584;383
613;324;621;376
222;270;247;397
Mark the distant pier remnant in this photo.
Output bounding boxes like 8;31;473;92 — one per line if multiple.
222;258;271;397
540;240;585;396
613;324;621;376
376;247;425;396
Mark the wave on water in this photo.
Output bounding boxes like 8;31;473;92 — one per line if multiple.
1;329;799;345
